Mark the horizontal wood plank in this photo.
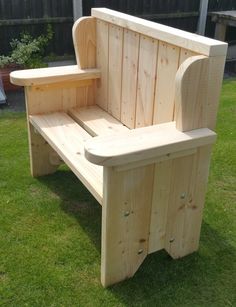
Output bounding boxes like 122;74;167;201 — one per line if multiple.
85;122;216;166
69;105;129;137
92;8;227;57
29;112;103;204
10;66;100;86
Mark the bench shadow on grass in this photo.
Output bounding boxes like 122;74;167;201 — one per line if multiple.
38;168;102;251
39;168;236;306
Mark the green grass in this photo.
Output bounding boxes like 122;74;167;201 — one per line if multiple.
0;79;235;306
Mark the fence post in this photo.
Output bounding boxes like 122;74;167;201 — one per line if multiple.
73;0;83;21
197;0;209;35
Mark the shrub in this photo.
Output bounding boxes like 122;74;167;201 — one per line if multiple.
0;25;53;69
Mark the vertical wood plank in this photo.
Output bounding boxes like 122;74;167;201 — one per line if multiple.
25;88;60;177
121;30;140;128
165;154;196;258
101;164;154;287
75;84;95;107
62;87;77;110
148;160;172;253
165;146;212;258
96;20;109;111
183;145;212;254
153;42;180;124
135;36;158;128
179;48;197;65
28;123;59;177
108;24;124;120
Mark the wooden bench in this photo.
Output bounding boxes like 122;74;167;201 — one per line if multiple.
10;8;227;287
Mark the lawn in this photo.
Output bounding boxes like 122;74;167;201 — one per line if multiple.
0;79;235;306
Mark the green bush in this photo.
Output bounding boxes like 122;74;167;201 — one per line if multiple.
0;25;53;69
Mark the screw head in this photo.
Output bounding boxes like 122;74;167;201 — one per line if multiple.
124;211;130;217
138;249;143;254
180;192;186;199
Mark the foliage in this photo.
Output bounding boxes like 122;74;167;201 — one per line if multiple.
0;80;235;306
0;25;53;69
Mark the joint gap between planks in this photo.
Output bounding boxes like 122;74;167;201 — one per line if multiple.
133;32;141;129
119;27;125;121
150;38;159;127
152;39;160;125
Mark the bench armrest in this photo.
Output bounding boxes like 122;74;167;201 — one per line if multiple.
10;65;100;86
85;122;216;166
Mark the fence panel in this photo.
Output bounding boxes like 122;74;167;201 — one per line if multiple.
0;0;74;56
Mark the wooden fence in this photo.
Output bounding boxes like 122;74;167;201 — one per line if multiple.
1;0;236;56
0;0;74;56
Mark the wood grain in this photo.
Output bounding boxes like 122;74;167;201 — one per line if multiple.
121;29;140;128
92;8;227;56
69;105;129;137
30;112;103;204
153;41;180;124
101;164;154;287
175;55;209;131
96;20;109;111
108;24;124;120
85;122;216;166
135;35;158;128
72;17;96;69
10;66;100;86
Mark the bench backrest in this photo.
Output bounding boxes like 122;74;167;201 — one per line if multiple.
73;8;227;130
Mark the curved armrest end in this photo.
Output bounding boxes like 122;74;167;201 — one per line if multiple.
84;122;216;167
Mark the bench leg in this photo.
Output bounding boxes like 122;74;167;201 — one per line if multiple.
28;123;61;177
165;145;212;259
101;165;154;287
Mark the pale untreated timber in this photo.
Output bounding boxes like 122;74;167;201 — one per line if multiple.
148;159;172;253
25;83;92;115
10;66;100;86
101;164;154;287
32;79;92;91
69;105;129;137
115;148;196;172
121;29;140;128
108;24;124;120
135;35;158;127
85;122;216;166
175;55;209;131
206;55;226;130
29;112;103;204
92;8;227;56
96;20;109;111
153;42;180;124
165;145;212;258
72;17;96;69
28;122;59;177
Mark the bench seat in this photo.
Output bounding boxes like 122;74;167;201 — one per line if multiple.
69;105;129;136
30;112;103;204
29;105;130;204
